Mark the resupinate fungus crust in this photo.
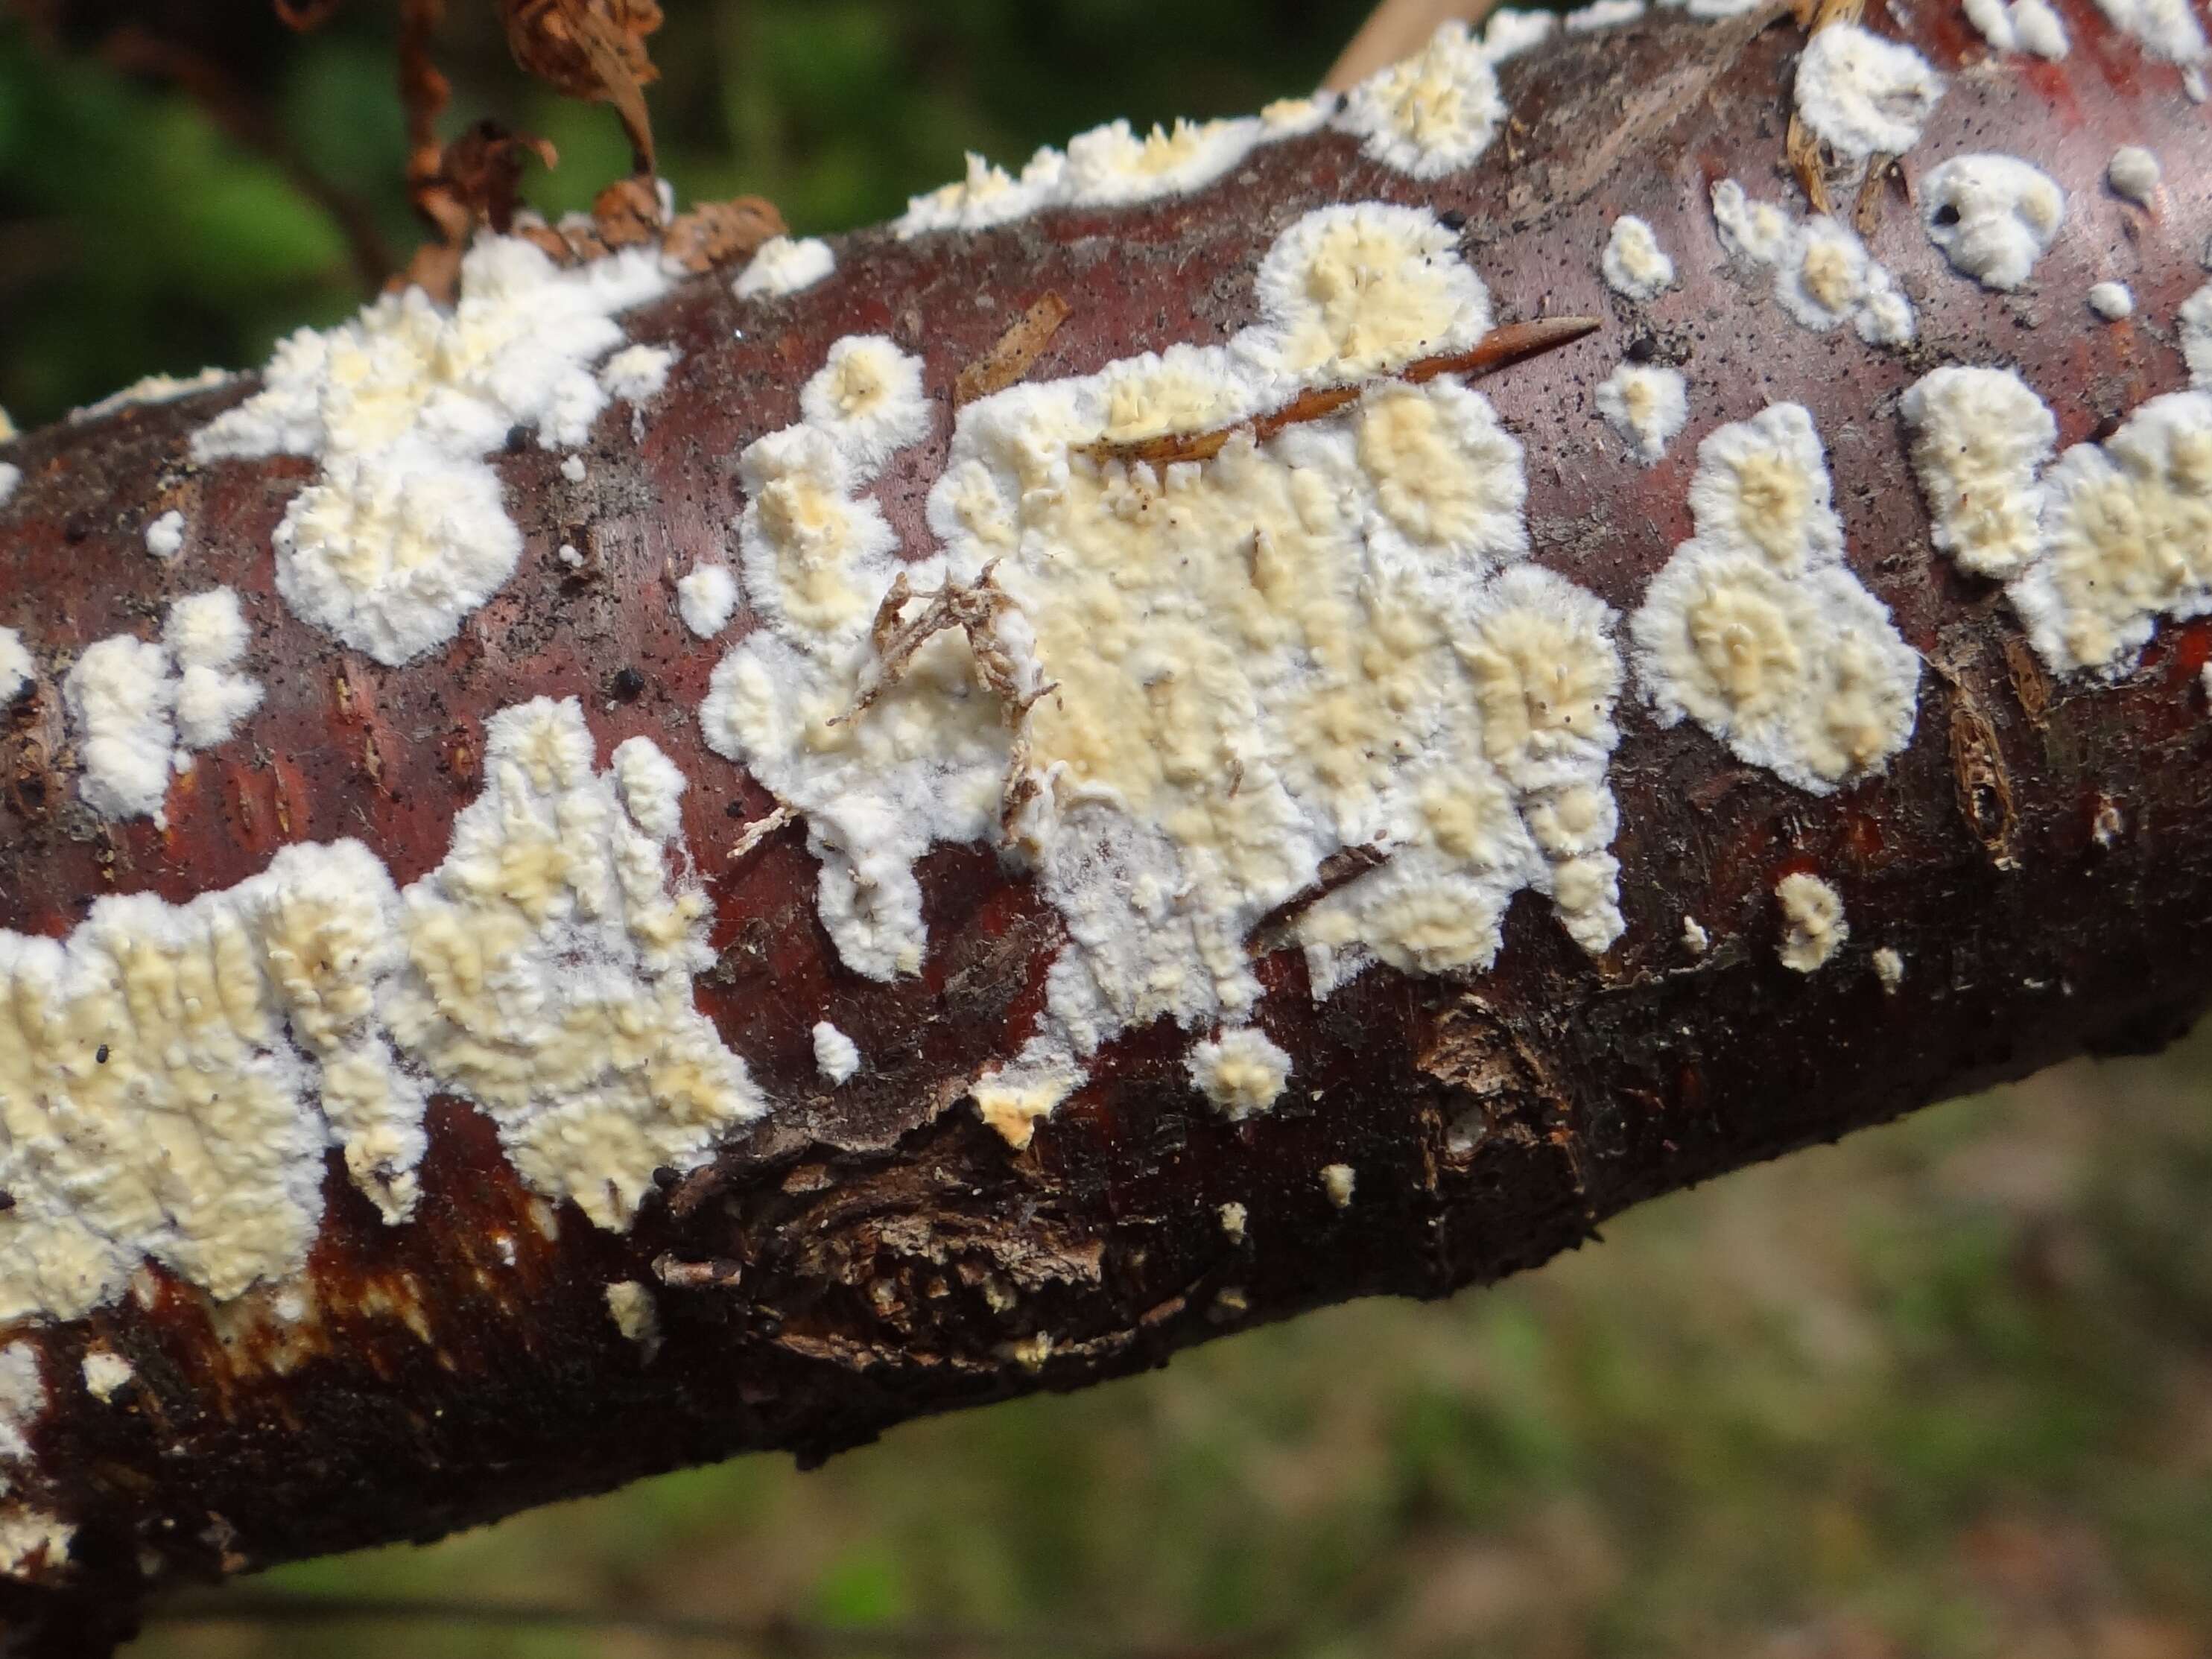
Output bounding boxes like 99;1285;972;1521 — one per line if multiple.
5;0;2212;1596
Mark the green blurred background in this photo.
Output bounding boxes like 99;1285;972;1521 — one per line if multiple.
4;4;2211;1654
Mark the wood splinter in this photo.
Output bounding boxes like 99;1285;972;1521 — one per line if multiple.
1075;315;1603;469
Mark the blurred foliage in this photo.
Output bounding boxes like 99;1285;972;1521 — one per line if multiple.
0;0;1371;427
7;6;2211;1654
136;1037;2212;1658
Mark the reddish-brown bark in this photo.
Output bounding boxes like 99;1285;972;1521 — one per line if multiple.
3;1;2211;1651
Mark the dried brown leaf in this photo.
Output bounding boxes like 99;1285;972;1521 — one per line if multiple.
660;196;786;273
955;293;1073;406
499;0;662;173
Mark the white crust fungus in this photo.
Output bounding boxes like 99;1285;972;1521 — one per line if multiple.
1602;215;1677;302
598;342;678;402
1337;21;1507;180
145;510;186;561
733;236;836;298
0;464;16;509
1566;0;1646;31
63;636;178;821
1632;403;1921;794
812;1020;862;1085
705;203;1626;1148
1596;364;1688;462
1321;1163;1357;1207
1793;24;1944;161
603;1280;660;1354
676;564;740;638
0;629;33;707
1918;155;2066;291
1218;1201;1249;1242
2108;145;2162;206
0;698;761;1325
1904;364;2212;675
191;235;671;665
2092;0;2209;87
2180;282;2212;385
1872;945;1905;991
164;589;263;753
1186;1028;1293;1120
80;1350;133;1403
798;334;934;471
1710;181;1915;346
2088;281;2136;320
1775;871;1847;972
1965;0;2070;57
1899;366;2058;580
72;367;232;425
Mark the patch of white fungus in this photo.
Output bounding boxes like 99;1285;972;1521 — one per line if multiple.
1602;215;1677;302
2108;145;2162;206
703;203;1629;1148
145;510;186;561
1710;180;1915;346
0;697;762;1324
812;1020;862;1085
1793;24;1945;161
1187;1028;1293;1120
734;236;836;299
676;565;740;638
191;235;671;665
1965;0;2070;57
1776;872;1847;971
2088;281;2135;320
1596;364;1688;462
1919;155;2066;290
1632;402;1921;793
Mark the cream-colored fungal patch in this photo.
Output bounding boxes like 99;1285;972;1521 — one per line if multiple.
1596;364;1688;462
72;367;232;425
2093;0;2209;89
561;453;587;483
192;236;670;666
1775;871;1846;971
0;407;13;441
799;335;934;471
0;629;31;705
0;840;425;1321
733;235;836;298
1904;363;2212;673
1321;1163;1357;1207
0;1511;72;1576
2181;282;2212;384
1872;944;1904;990
603;1280;660;1352
1187;1028;1292;1120
1;699;761;1326
1793;24;1944;161
676;564;739;638
1682;914;1710;954
1481;7;1559;57
1919;155;2066;290
1966;0;2070;57
1899;366;2057;579
972;1070;1076;1150
599;342;677;402
2089;280;2136;320
894;150;1071;238
385;698;763;1228
0;1344;44;1462
1711;182;1915;346
1566;0;1646;30
1260;95;1338;138
2009;390;2212;673
1602;215;1677;302
1632;403;1921;794
80;1350;133;1403
0;463;16;508
812;1019;861;1084
1063;117;1269;206
145;510;186;561
1337;20;1507;180
63;635;177;821
1218;1201;1248;1242
165;589;263;752
2108;145;2162;205
706;203;1626;1148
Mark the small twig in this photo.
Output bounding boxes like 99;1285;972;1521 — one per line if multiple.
726;803;795;864
1323;0;1504;91
1074;317;1602;471
834;564;1046;732
956;292;1073;405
